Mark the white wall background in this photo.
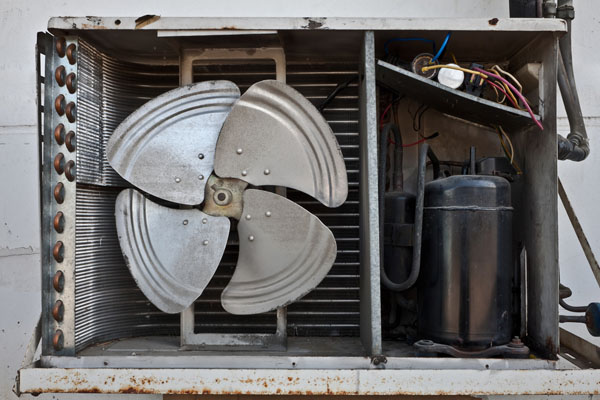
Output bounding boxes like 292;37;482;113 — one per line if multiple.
1;0;598;399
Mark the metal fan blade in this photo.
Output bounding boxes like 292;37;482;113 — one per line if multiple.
221;189;337;315
214;80;348;208
115;189;230;313
107;81;240;205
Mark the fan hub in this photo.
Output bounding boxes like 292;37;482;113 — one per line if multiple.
203;174;248;220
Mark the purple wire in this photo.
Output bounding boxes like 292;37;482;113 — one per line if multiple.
474;67;543;131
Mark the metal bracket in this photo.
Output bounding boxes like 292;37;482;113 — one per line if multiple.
414;338;530;358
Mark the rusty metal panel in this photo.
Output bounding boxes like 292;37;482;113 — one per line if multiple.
17;367;600;395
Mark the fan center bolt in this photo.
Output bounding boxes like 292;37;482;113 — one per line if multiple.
213;188;232;206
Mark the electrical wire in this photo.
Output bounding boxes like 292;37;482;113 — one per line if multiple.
492;65;523;93
384;37;436;55
484;79;519;109
474;67;543;131
497;125;523;174
317;75;358;112
431;32;451;62
421;64;489;80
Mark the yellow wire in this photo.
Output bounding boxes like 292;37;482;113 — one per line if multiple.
497;126;522;174
421;64;489;79
499;79;521;110
451;52;459;65
492;65;523;93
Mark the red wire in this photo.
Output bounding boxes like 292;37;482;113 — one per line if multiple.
380;103;393;129
402;138;427;147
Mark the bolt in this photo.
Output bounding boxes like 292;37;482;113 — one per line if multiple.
203;240;209;246
265;211;272;217
198;153;204;159
248;235;255;242
202;218;208;224
236;148;243;154
264;169;270;175
198;174;204;180
175;177;181;183
183;220;188;225
245;214;251;220
241;170;248;176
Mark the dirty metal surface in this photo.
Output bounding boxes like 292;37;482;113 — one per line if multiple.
215;80;348;208
221;189;338;315
115;189;230;314
106;80;239;206
18;367;600;395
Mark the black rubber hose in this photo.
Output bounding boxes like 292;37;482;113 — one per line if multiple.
560;315;587;323
426;147;440;180
379;129;427;292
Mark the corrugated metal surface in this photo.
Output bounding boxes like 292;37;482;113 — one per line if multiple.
74;40;360;350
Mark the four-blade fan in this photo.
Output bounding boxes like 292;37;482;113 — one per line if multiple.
107;79;348;315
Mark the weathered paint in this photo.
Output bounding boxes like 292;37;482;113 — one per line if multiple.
18;368;600;395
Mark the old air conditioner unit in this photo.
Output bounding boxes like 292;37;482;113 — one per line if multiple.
15;16;600;396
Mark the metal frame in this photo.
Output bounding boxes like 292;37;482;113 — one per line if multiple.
20;16;600;396
178;46;288;349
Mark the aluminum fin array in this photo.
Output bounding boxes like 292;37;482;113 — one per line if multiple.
115;189;230;313
107;81;240;206
108;79;348;316
215;80;348;208
221;189;337;315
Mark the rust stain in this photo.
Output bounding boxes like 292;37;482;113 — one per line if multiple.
488;18;499;26
135;15;160;29
220;26;239;30
80;23;107;30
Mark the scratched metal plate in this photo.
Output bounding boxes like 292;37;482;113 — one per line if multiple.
107;81;240;205
221;189;337;315
214;80;348;208
115;189;230;313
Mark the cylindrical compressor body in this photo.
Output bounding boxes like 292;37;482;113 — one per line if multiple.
418;175;513;348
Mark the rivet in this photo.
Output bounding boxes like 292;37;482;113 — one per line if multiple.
53;270;65;292
65;102;77;123
236;148;243;154
52;329;64;351
198;153;204;159
183;219;188;225
55;65;66;86
264;169;270;175
54;124;65;145
54;182;65;204
202;218;208;224
245;214;251;220
241;170;248;176
53;211;65;233
56;38;66;57
203;240;209;246
248;235;255;242
54;94;65;116
131;352;137;356
198;174;204;180
53;153;65;174
53;241;64;263
65;131;76;152
66;43;77;65
175;177;181;183
52;300;64;322
66;73;77;94
265;211;272;217
65;160;76;182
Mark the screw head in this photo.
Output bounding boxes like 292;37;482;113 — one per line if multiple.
236;148;243;154
198;174;204;180
248;235;255;242
241;170;248;176
202;218;208;224
175;177;181;183
245;214;251;220
203;240;209;246
264;169;270;175
265;211;272;217
183;219;188;225
198;153;204;159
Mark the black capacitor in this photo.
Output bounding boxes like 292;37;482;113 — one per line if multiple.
383;192;415;283
418;175;513;349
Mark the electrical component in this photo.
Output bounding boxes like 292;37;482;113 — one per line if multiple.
437;63;464;89
411;53;438;78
